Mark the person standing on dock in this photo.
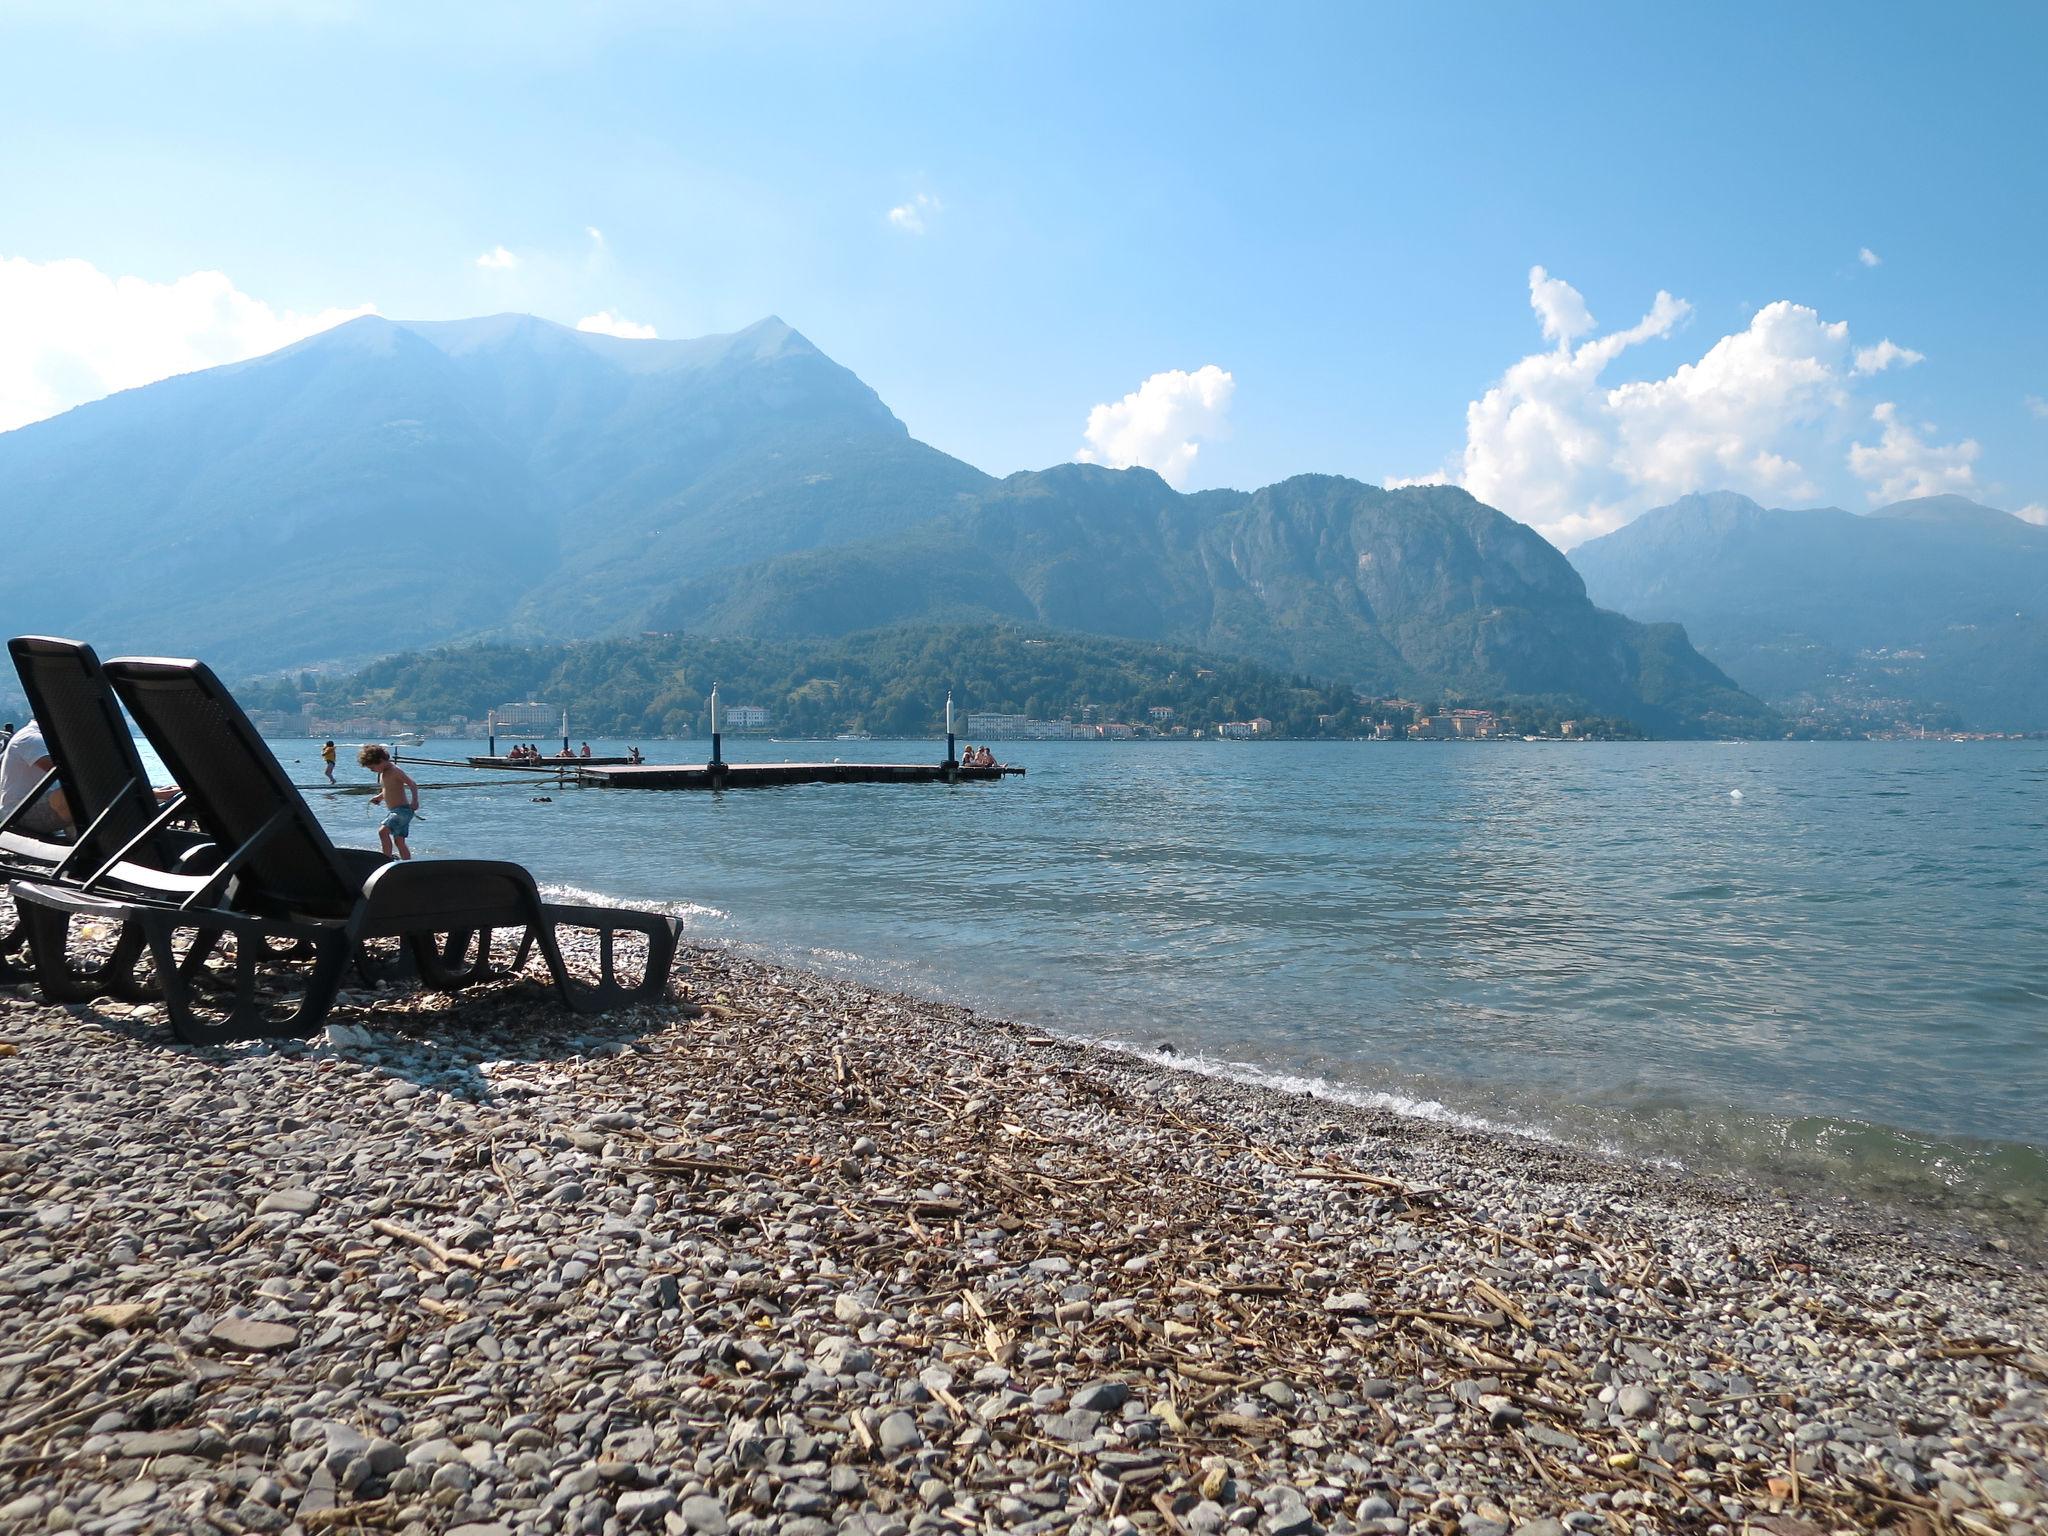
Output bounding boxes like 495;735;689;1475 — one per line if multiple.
321;740;337;784
358;743;420;861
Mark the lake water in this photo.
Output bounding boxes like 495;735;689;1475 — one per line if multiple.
271;737;2048;1238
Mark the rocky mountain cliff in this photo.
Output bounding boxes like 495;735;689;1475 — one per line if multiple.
653;468;1772;736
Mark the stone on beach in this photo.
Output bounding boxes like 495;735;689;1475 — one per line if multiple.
206;1317;298;1353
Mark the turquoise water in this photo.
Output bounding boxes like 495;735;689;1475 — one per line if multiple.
273;737;2048;1236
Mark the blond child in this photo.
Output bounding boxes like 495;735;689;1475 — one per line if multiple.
358;744;420;860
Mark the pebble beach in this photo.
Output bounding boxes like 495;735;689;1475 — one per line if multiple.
1;932;2044;1536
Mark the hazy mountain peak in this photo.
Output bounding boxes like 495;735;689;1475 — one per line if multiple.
1869;493;2030;530
1573;485;2048;731
1667;489;1767;517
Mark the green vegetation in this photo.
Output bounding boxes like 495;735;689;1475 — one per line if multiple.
250;625;1664;740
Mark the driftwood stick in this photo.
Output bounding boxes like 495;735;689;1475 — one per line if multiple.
369;1217;482;1271
0;1339;144;1441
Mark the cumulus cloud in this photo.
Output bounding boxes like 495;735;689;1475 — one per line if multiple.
1074;365;1235;488
475;244;518;270
2026;395;2048;420
1847;402;1979;503
1852;339;1923;375
1428;266;1980;546
886;193;939;234
0;254;373;434
1529;265;1596;345
2017;504;2048;527
1859;247;1882;267
575;310;656;339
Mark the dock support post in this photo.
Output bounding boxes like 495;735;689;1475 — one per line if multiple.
709;684;725;788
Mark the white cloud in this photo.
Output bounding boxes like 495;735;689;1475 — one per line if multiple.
886;193;939;235
586;226;605;245
2026;395;2048;420
475;244;519;270
575;310;656;340
1852;339;1923;375
2017;504;2048;527
1528;265;1595;345
0;254;373;434
1433;268;1978;547
1074;365;1235;488
1847;402;1979;503
1858;247;1882;267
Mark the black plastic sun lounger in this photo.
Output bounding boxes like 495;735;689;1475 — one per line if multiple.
0;636;217;996
8;655;681;1044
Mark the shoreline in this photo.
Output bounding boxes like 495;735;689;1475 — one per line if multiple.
1;940;2043;1535
695;930;2048;1261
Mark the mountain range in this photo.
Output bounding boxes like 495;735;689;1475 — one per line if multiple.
1571;491;2048;731
0;312;1769;734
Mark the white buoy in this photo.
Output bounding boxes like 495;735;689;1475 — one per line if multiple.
1729;788;1745;801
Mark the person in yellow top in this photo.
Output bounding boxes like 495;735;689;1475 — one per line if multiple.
321;740;337;784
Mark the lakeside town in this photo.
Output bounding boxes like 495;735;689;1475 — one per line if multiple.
268;700;1622;745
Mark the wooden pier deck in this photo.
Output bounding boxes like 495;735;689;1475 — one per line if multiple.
577;760;1023;790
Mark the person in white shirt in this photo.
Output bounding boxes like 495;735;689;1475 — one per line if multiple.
0;720;71;836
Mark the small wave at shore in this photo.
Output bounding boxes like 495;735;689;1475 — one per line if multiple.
1096;1035;1568;1142
539;882;728;925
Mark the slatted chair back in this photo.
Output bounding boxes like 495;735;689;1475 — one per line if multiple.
8;637;173;862
104;658;364;919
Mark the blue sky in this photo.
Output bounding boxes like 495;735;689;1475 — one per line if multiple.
2;1;2043;543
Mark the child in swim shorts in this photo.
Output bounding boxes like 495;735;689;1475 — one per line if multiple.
358;743;420;861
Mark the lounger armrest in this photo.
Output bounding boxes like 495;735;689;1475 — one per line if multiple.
352;858;544;940
8;877;272;939
0;829;66;875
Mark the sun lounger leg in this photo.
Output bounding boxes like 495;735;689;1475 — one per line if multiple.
0;908;34;986
18;900;169;1006
530;903;681;1013
409;926;525;990
140;913;348;1045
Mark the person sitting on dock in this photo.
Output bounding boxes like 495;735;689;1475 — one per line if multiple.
578;742;592;758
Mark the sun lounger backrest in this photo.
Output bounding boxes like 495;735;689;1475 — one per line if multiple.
104;658;361;917
8;637;168;856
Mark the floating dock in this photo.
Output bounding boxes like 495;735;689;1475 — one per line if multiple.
577;761;1023;790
